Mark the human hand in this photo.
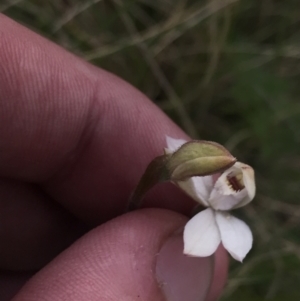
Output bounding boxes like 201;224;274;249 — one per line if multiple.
0;14;228;301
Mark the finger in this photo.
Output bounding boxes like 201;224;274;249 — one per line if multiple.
0;178;87;270
206;245;228;301
11;209;225;301
0;271;32;301
0;14;192;224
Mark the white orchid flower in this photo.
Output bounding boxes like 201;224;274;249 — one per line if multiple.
165;136;256;262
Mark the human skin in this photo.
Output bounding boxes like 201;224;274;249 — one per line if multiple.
0;14;228;301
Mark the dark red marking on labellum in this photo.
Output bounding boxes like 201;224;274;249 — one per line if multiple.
227;174;244;192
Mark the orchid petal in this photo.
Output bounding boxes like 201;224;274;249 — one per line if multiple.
234;162;256;208
215;212;253;262
208;162;255;210
183;208;221;257
165;136;187;154
209;189;247;210
177;176;213;206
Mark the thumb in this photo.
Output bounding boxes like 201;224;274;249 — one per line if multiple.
12;209;226;301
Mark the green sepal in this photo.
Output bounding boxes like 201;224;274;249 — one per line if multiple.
168;140;236;180
128;140;236;211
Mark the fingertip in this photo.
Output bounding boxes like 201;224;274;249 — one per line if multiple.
156;233;213;301
205;244;229;301
11;209;225;301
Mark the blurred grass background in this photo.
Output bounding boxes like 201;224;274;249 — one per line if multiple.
2;0;300;299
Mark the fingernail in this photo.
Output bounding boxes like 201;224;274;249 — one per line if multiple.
156;232;214;301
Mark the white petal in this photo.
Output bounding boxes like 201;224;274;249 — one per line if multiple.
209;189;247;210
234;162;256;208
177;176;213;206
215;212;253;262
208;161;256;210
165;136;188;153
183;208;221;257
